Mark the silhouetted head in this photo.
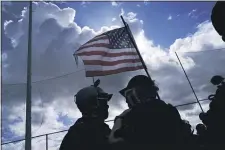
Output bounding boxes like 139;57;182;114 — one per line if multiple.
182;120;192;134
211;75;224;85
199;112;205;121
199;112;210;126
196;124;206;135
119;75;159;108
211;1;225;42
75;80;112;120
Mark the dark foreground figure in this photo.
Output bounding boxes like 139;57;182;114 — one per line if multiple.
211;1;225;42
59;80;112;150
198;75;225;150
109;75;225;150
59;74;225;150
109;75;187;150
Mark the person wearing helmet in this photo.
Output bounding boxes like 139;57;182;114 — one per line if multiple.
109;75;182;150
119;75;159;108
60;80;112;150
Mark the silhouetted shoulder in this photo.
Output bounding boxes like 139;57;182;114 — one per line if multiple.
60;118;111;150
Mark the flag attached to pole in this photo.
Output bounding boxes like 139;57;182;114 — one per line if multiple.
74;27;144;77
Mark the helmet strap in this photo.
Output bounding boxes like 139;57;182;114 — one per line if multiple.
124;87;157;107
124;88;140;107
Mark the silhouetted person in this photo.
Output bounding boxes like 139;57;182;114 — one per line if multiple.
195;124;208;149
60;80;112;150
199;75;225;150
211;75;224;85
211;1;225;42
178;120;197;150
109;75;183;150
196;124;206;136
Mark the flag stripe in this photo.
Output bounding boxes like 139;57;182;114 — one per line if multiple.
95;34;106;38
83;39;109;47
77;43;110;51
85;62;143;71
86;36;108;44
78;35;108;50
86;66;144;77
76;48;137;54
80;55;139;61
83;59;141;66
77;51;138;57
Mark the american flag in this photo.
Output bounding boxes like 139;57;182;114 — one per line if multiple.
74;27;144;77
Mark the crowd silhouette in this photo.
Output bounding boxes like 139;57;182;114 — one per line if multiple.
59;74;225;150
60;2;225;150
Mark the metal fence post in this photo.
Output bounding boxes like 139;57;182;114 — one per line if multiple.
46;134;48;150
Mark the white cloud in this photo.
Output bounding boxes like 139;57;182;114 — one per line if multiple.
111;1;123;7
81;1;91;7
2;53;8;62
3;20;12;30
120;8;125;16
112;17;117;22
170;21;225;53
127;12;137;20
188;9;197;16
2;2;225;149
168;15;172;20
111;1;118;6
137;4;141;7
188;9;199;19
118;10;143;35
144;0;149;5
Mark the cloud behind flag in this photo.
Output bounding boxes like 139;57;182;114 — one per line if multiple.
74;27;144;77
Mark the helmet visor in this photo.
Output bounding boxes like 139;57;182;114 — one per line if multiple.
97;93;113;101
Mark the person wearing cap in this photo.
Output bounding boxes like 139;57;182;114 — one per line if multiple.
60;80;112;150
109;75;182;150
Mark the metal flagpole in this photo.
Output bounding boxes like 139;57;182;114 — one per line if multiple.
25;1;33;150
175;52;204;112
120;16;161;100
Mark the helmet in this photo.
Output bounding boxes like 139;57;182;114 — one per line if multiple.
75;81;112;112
120;75;157;96
119;75;159;108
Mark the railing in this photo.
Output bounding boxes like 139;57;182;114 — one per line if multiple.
1;98;209;150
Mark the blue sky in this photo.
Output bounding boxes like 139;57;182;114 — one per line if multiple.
2;1;216;51
54;1;215;48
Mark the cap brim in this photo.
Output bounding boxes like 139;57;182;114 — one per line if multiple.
119;87;128;97
108;94;113;101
